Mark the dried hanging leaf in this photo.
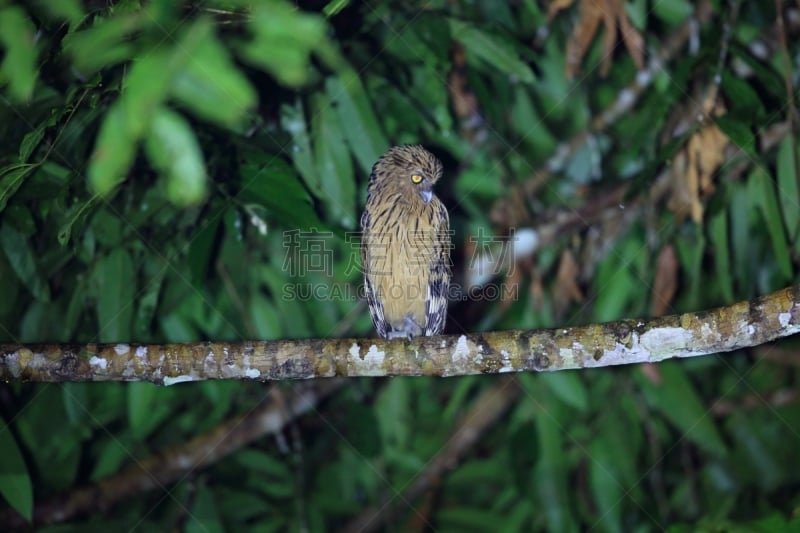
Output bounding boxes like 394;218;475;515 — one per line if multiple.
668;95;728;223
448;42;483;140
553;248;584;317
558;0;645;78
651;244;678;317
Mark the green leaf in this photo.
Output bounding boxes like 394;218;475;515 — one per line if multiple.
539;371;588;412
37;0;85;25
326;73;389;175
121;52;173;138
88;103;137;196
0;7;38;101
19;123;46;162
721;72;764;118
238;151;320;229
749;168;793;281
94;248;136;342
776;136;800;245
128;382;158;439
0;222;50;301
249;295;281;339
58;194;101;246
448;19;535;84
144;107;207;206
62;12;140;72
708;210;734;303
134;266;165;339
280;100;321;194
312;90;356;228
637;361;727;456
187;485;225;533
715;115;756;158
171;19;257;128
588;439;624;533
0;164;37;213
0;422;33;522
240;2;326;86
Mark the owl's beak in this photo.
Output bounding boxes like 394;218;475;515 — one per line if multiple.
419;188;433;204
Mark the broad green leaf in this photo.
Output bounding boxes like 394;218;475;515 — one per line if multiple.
449;19;535;84
144;107;207;206
94;248;136;342
637;361;727;456
280;100;320;195
721;72;764;118
235;450;292;479
312;90;356;228
326;73;389;175
19;124;46;162
708;210;734;303
535;414;579;533
539;371;588;412
776;136;800;244
238;150;320;229
240;2;326;86
134;266;165;339
121;52;172;138
88;103;137;196
171;19;257;127
749;168;793;281
0;422;33;522
0;7;38;100
128;382;158;439
0;164;37;213
58;194;100;246
37;0;85;25
588;439;624;533
652;0;692;24
187;485;225;533
62;12;140;72
715;115;756;158
0;222;50;301
249;295;281;339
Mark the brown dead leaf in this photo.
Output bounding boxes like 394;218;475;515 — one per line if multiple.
559;0;645;78
553;249;584;317
651;245;678;317
448;42;482;139
668;94;728;223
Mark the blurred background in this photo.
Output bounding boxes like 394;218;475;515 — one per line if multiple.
1;0;800;530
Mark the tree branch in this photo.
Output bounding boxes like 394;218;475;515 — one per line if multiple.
3;285;800;382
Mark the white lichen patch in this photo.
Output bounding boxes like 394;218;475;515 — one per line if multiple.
163;375;196;386
498;349;514;373
640;327;693;354
114;344;130;355
700;323;720;343
348;344;385;376
89;356;108;369
452;335;469;363
440;340;447;348
779;312;792;327
245;368;261;379
135;346;148;358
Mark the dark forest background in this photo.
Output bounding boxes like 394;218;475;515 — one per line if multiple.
1;0;800;530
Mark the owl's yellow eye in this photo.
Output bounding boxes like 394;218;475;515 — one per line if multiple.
410;174;423;184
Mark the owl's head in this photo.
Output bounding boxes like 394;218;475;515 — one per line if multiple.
371;145;443;204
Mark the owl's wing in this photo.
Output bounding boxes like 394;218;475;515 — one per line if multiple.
424;198;451;336
361;207;388;338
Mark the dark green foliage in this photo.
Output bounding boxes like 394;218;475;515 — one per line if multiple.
1;1;800;531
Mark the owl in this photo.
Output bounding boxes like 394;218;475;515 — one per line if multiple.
360;145;451;339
